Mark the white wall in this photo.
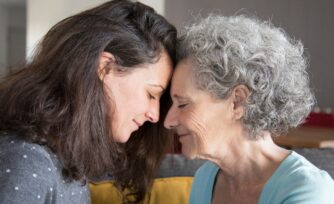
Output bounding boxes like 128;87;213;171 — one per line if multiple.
26;0;165;58
7;5;26;28
0;5;8;77
7;5;26;68
0;3;26;77
138;0;164;15
165;0;334;109
27;0;108;58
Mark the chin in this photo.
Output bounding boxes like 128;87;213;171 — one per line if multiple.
113;132;132;143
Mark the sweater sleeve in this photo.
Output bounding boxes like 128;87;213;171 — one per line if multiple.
0;142;57;204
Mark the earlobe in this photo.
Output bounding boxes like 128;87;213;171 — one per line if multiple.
97;52;116;80
232;85;250;120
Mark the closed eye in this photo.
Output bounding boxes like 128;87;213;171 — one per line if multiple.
148;93;156;100
178;104;188;108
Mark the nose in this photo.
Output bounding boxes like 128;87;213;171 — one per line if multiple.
146;102;160;123
164;106;178;129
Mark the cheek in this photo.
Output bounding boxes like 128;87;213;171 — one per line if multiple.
180;112;207;144
130;91;149;112
182;111;207;138
115;87;148;114
180;130;207;159
186;111;219;153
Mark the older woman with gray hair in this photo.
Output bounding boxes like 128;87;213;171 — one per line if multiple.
164;15;334;204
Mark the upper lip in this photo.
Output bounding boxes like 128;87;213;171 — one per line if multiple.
176;132;190;137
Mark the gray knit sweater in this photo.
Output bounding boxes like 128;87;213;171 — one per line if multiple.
0;132;91;204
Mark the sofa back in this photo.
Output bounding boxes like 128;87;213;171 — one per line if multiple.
158;148;334;179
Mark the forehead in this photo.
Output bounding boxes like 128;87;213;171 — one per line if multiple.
150;52;173;85
134;51;173;85
171;59;197;93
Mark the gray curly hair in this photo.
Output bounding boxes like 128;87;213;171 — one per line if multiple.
177;15;315;139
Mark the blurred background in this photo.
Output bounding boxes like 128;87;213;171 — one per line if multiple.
0;0;333;111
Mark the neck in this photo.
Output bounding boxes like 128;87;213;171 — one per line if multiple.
207;132;290;190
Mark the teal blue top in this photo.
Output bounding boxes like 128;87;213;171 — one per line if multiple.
190;151;334;204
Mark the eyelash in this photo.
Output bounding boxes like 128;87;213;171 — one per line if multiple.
178;104;188;108
148;93;156;100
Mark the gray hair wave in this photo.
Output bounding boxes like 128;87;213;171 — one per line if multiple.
177;15;315;138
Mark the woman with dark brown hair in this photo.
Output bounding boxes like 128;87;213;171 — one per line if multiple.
0;1;176;203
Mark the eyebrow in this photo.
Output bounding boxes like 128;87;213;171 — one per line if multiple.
148;84;165;91
172;94;188;100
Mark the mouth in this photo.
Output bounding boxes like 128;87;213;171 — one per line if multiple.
177;133;190;138
133;120;142;128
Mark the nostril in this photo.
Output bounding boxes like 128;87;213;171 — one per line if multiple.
150;117;157;123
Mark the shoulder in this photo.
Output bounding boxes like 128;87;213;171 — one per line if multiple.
0;133;55;169
0;133;59;203
279;151;333;184
262;151;334;204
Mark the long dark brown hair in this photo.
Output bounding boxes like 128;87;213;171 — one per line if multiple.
0;0;176;203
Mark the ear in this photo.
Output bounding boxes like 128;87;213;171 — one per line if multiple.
230;85;250;120
97;52;116;81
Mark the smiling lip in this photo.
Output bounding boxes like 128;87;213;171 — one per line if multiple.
133;120;142;127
